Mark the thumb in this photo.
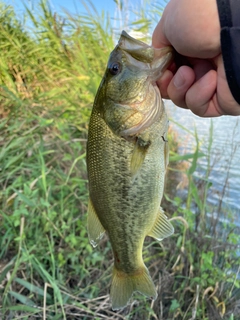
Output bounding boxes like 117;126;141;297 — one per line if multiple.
152;19;170;49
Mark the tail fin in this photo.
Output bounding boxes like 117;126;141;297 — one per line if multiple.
110;265;157;310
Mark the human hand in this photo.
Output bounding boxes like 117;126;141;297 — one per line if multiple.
152;0;240;116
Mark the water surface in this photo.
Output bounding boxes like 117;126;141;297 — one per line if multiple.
166;101;240;226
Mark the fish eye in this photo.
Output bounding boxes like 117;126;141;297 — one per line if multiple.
109;62;121;76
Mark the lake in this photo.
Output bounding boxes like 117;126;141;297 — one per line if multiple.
165;101;240;227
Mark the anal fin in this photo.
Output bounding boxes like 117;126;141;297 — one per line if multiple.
148;207;174;241
87;198;105;248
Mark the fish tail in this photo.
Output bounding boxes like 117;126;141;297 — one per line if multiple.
110;265;157;310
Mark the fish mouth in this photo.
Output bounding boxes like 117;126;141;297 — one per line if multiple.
119;30;173;82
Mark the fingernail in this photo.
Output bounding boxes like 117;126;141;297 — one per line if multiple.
173;70;185;88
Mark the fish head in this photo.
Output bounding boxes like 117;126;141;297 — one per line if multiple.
96;31;173;139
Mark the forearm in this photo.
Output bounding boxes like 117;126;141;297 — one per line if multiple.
217;0;240;104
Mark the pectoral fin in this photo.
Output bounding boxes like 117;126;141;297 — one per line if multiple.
163;133;169;169
148;207;174;241
164;139;169;170
87;198;105;248
130;137;151;175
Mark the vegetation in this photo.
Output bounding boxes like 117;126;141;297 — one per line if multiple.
0;1;239;319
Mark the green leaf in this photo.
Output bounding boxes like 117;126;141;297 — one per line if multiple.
0;263;14;283
169;152;205;162
7;304;40;313
8;291;36;307
170;299;180;312
14;277;51;299
13;189;35;207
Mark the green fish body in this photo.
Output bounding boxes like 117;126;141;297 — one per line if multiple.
87;31;174;310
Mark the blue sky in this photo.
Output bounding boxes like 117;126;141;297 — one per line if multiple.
7;0;168;20
49;0;120;15
7;0;135;16
6;0;168;35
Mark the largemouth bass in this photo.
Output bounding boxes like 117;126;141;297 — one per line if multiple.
86;30;174;310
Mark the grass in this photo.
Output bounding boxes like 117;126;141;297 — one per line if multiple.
0;1;240;319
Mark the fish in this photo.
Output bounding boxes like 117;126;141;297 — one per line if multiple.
86;30;174;310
